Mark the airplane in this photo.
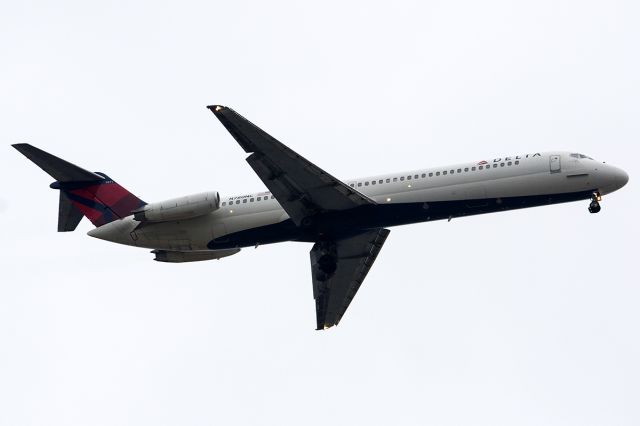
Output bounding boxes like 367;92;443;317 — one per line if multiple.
12;105;629;330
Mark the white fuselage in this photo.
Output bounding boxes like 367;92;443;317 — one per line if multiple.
88;151;628;251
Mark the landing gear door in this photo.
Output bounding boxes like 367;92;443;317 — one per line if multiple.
549;155;561;173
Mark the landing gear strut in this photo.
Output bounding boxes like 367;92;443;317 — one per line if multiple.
588;192;601;214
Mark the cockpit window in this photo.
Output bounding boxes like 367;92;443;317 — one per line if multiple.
570;153;594;160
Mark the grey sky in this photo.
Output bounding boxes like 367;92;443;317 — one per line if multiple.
1;1;639;425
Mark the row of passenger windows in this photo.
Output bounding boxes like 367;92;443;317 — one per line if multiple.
220;160;523;204
349;161;520;188
221;195;275;206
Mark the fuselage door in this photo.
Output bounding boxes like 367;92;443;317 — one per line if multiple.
549;155;561;173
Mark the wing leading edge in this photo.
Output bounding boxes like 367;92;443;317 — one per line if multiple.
311;228;390;329
207;105;375;226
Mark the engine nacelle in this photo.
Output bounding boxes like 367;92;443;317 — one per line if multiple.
152;248;240;263
133;191;220;222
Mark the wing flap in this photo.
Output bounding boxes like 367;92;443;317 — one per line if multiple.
311;228;391;329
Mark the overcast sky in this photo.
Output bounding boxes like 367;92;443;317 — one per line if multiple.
1;1;639;425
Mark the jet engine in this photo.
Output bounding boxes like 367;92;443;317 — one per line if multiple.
152;248;240;263
133;191;220;222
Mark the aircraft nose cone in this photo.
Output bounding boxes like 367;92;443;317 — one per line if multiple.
599;165;629;195
617;168;629;188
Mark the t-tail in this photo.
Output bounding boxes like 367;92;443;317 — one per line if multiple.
12;143;145;231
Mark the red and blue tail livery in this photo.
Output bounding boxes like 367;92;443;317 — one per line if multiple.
51;174;145;228
13;143;145;230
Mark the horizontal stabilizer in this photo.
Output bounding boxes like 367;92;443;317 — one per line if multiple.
12;143;102;182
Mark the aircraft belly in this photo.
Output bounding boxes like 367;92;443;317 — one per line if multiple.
366;189;595;228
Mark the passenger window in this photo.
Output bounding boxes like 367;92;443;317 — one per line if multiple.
407;176;411;180
443;171;447;175
271;195;275;199
414;174;419;179
492;164;497;168
365;182;369;186
507;161;512;166
429;172;433;177
236;200;240;204
250;198;254;202
379;180;383;184
243;199;247;203
472;167;476;171
400;177;404;181
421;173;426;178
222;202;226;206
358;183;362;187
500;163;505;167
372;181;376;185
457;169;461;173
350;183;354;187
450;170;454;174
479;165;483;170
515;160;520;165
257;197;261;201
436;171;440;176
393;177;398;182
464;168;469;172
386;178;390;183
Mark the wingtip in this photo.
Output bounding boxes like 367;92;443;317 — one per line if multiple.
12;143;32;153
206;105;226;113
316;324;334;331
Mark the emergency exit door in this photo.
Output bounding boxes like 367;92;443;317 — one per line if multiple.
549;155;561;173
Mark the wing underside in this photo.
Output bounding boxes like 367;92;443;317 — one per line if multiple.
207;105;375;226
311;228;390;329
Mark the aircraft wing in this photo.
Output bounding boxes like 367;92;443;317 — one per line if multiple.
310;228;390;329
207;105;375;226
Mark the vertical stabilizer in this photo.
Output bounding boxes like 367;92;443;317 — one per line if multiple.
58;191;84;232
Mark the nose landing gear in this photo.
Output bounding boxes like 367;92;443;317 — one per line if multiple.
588;192;601;214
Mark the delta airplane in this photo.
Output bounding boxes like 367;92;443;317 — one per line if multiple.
13;105;629;329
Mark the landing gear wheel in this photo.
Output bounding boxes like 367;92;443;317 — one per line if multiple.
588;200;601;214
